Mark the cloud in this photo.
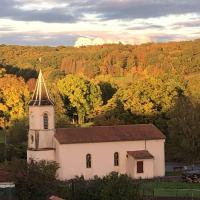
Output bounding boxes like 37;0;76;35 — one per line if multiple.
0;0;200;24
74;35;152;47
0;32;77;46
173;20;200;28
127;24;164;30
0;0;80;23
74;37;123;47
150;33;196;42
88;0;200;21
0;26;14;32
0;0;200;45
74;37;109;47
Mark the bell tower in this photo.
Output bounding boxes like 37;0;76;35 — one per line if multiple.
27;70;55;161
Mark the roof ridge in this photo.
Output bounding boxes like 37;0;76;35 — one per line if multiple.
56;124;154;130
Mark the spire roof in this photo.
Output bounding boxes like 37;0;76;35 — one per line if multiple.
29;70;54;106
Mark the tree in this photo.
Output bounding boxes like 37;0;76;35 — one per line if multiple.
0;67;6;77
98;81;117;105
94;75;118;105
49;82;70;127
0;75;30;128
57;75;102;124
117;75;185;116
11;159;59;200
94;99;133;126
101;172;139;200
167;96;200;163
84;64;100;78
6;118;28;144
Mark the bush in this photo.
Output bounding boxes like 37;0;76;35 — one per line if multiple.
10;159;59;200
0;143;27;162
101;172;140;200
56;173;140;200
9;160;140;200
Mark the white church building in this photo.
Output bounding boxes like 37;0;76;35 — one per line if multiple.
27;71;166;180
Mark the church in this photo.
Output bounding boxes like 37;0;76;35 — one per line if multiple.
27;71;166;180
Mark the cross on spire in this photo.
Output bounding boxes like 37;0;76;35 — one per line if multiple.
29;70;54;106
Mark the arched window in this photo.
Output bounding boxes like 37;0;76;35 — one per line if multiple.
114;152;119;166
86;154;91;168
43;113;49;129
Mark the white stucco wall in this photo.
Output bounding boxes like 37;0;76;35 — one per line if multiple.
146;140;165;177
126;156;154;179
27;149;55;162
126;155;135;177
28;130;55;149
28;105;55;150
54;139;165;180
29;106;55;130
133;159;154;179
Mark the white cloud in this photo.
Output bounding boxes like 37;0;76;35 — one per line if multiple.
74;37;92;47
74;37;121;47
17;2;68;11
74;35;152;47
92;37;105;45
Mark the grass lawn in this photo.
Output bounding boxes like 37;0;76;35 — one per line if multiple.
140;181;200;198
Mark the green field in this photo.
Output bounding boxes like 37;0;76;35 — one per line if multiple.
140;181;200;198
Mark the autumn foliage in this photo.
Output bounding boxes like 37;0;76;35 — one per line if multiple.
0;39;200;162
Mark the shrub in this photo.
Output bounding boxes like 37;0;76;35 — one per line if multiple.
56;173;140;200
101;172;140;200
10;161;140;200
10;159;59;200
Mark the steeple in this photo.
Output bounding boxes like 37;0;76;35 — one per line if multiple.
29;70;54;106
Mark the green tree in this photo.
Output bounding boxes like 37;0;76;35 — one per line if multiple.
98;81;117;105
117;75;185;116
6;118;28;144
168;96;200;163
11;159;59;200
101;172;139;200
49;83;70;127
57;75;102;124
94;99;133;126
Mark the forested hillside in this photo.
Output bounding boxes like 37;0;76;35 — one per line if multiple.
0;39;200;162
0;38;200;78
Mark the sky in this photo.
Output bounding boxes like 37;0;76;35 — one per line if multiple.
0;0;200;46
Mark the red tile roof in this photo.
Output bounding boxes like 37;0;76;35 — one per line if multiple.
55;124;165;144
127;150;154;159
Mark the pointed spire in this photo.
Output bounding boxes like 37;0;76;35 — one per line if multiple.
29;70;54;106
